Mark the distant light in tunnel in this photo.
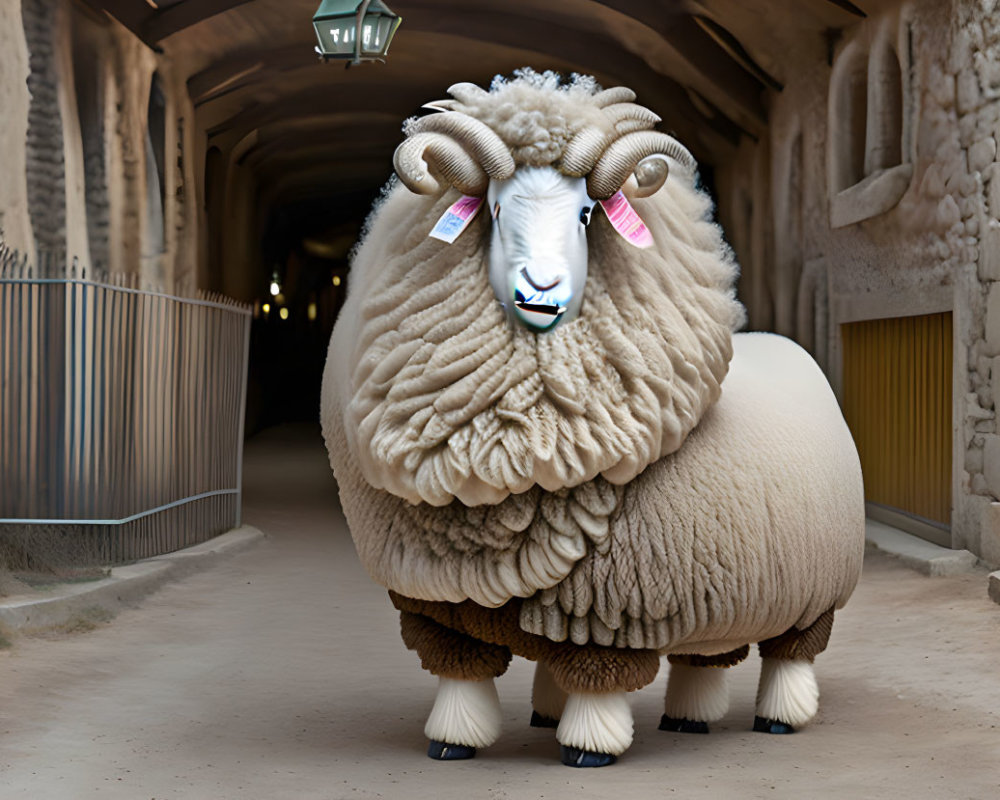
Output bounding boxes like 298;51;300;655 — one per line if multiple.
308;302;318;321
313;0;402;65
263;303;271;315
270;281;280;296
332;275;341;287
280;308;290;320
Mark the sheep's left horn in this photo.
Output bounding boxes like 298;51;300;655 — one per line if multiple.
587;131;696;200
406;112;514;179
393;132;490;195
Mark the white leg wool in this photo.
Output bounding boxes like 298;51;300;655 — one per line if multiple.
532;663;568;720
556;692;633;756
755;658;819;728
424;677;503;748
664;664;730;722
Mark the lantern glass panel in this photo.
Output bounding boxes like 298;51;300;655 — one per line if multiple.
314;19;357;55
360;14;392;54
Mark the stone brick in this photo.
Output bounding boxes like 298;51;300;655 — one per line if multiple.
969;135;998;172
929;67;956;108
986;284;1000;355
958;69;981;114
985;163;1000;215
983;433;1000;496
937;195;962;228
980;502;1000;567
978;221;1000;279
967;444;985;472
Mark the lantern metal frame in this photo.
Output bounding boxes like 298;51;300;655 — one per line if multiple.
313;0;402;66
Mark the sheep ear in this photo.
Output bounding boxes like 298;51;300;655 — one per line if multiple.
631;154;670;198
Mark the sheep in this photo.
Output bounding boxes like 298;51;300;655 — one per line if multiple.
321;70;865;768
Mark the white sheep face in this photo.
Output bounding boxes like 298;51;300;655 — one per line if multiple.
485;166;594;333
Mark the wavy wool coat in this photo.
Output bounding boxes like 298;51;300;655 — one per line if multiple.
322;158;864;656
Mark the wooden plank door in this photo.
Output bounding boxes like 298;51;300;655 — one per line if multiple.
841;312;953;539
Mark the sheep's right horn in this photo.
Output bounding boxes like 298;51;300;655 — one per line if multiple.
393;132;490;196
405;111;514;180
447;81;492;105
591;86;637;108
587;131;696;199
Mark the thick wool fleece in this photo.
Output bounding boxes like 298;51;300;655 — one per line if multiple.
325;333;864;652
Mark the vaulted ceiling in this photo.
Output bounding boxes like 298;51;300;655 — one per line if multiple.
85;0;876;213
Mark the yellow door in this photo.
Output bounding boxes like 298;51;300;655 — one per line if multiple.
841;312;953;533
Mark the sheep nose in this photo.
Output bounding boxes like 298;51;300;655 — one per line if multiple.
520;267;562;292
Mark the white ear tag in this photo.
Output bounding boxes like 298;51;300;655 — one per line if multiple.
599;190;654;248
428;195;484;243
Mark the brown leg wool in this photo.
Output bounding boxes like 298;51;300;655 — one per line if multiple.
757;609;835;663
390;592;660;694
667;645;750;668
399;611;512;680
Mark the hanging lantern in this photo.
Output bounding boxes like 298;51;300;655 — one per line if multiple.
313;0;402;65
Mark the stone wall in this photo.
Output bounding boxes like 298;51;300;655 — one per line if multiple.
22;0;66;259
948;0;1000;564
718;0;1000;564
0;0;199;290
0;0;33;258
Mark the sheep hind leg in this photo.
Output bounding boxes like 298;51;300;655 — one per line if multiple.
660;646;749;734
754;609;835;734
530;662;566;729
399;610;511;759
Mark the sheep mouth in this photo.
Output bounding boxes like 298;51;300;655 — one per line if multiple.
514;290;566;332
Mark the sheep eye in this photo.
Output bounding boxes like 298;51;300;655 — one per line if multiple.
580;206;592;226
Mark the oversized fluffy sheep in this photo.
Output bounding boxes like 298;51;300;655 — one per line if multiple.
321;70;865;768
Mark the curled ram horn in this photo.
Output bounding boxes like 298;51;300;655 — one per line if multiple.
591;86;637;108
447;81;492;105
603;103;662;135
394;111;515;195
587;131;697;200
561;92;661;177
422;99;458;112
561;126;614;177
393;132;490;195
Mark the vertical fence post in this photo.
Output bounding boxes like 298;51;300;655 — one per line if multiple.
0;245;253;568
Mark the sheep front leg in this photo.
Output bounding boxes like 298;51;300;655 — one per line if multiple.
660;646;749;734
399;610;512;759
753;609;834;733
545;645;660;767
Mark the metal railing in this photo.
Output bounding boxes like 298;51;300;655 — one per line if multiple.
0;245;251;568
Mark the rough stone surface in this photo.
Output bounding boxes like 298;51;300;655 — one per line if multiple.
979;501;1000;565
985;283;1000;354
983;433;1000;497
969;135;998;172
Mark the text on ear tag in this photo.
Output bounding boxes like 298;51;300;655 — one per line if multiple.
429;195;484;243
599;191;654;249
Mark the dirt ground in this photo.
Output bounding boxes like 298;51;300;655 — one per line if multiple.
0;425;998;799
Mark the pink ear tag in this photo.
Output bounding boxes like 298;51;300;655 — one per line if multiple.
428;195;484;243
599;191;654;248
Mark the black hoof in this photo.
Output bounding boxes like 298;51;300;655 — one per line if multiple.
427;740;477;760
560;745;617;768
753;716;796;734
530;710;560;729
658;714;709;734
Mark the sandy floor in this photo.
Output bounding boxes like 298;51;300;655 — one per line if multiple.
0;425;998;799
